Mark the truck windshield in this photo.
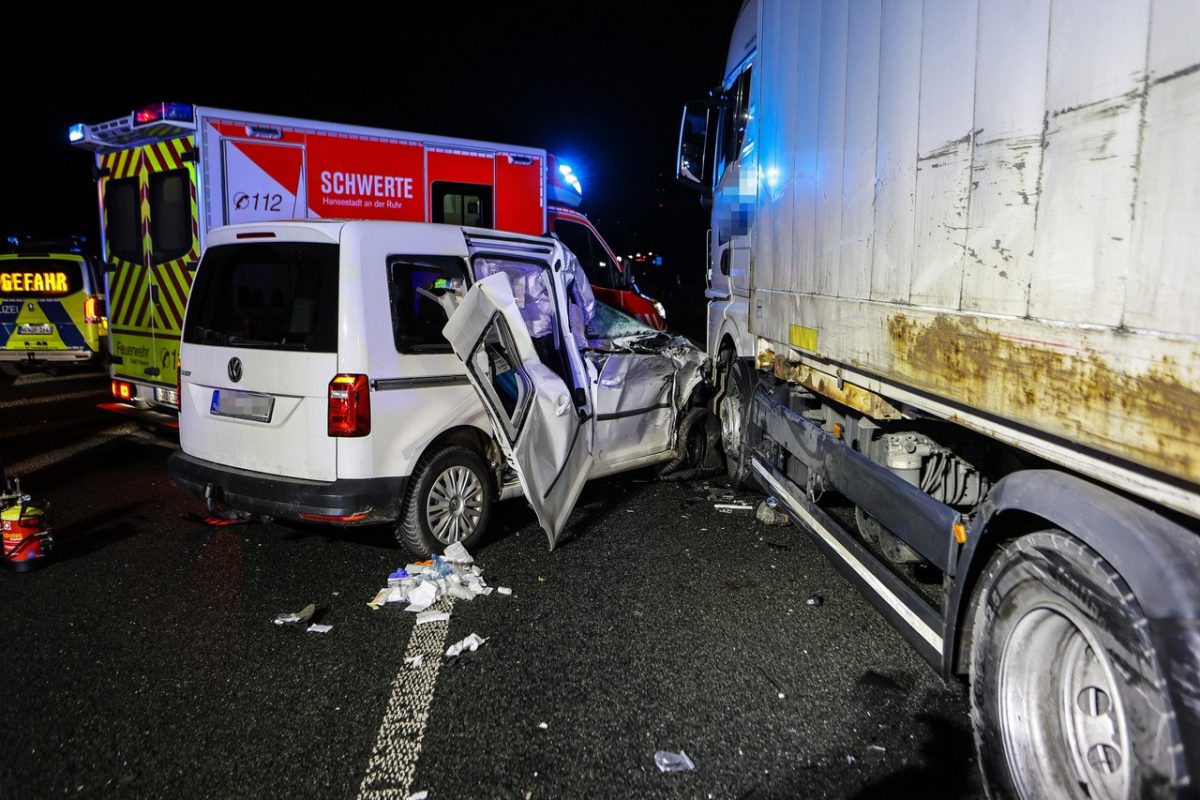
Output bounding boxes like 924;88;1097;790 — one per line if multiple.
183;242;339;352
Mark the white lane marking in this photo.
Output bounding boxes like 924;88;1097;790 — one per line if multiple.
357;599;455;800
0;388;106;410
754;460;944;653
5;422;139;475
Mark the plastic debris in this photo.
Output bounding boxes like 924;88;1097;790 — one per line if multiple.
654;750;696;773
407;792;429;800
442;541;474;564
368;544;503;626
445;633;486;659
405;582;438;613
715;503;754;513
307;624;333;634
405;654;424;669
415;610;451;625
707;490;736;502
497;587;513;596
537;722;549;730
274;604;315;627
756;500;790;526
806;595;825;607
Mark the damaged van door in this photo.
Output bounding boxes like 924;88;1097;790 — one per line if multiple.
443;236;594;548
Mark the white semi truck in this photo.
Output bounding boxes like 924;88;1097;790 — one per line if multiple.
678;1;1200;796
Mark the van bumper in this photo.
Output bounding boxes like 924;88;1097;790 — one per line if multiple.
167;451;407;524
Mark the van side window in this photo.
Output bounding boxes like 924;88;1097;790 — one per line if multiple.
105;177;142;265
387;255;468;353
716;65;753;183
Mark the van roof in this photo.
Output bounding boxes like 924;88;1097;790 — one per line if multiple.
205;220;554;252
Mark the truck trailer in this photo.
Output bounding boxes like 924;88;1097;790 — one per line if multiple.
678;0;1200;796
70;103;665;411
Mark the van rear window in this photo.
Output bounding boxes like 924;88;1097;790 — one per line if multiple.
0;259;83;298
183;242;338;352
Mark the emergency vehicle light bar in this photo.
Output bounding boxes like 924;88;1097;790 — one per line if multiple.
546;154;583;209
134;102;194;125
69;103;197;153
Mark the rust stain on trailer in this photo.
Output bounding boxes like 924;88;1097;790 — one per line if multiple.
887;313;1200;482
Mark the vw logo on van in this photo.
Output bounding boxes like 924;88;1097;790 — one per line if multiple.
228;357;243;383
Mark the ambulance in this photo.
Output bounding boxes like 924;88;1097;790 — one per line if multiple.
69;102;665;410
0;236;107;383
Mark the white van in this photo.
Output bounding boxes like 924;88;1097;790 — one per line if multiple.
168;220;711;556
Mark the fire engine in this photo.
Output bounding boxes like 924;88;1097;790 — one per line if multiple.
70;102;665;411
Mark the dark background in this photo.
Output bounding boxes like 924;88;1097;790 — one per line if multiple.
3;1;743;336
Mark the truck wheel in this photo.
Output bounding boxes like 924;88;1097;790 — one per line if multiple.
718;352;753;488
396;445;493;559
969;530;1183;799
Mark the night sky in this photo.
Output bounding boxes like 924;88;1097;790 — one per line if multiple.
4;1;742;274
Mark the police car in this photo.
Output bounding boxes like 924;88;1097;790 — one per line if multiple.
0;237;107;383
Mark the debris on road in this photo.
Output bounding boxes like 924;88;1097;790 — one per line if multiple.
405;654;425;669
806;595;825;607
415;610;451;625
307;624;333;634
442;540;474;564
180;509;256;527
497;587;513;596
274;603;315;628
407;791;429;800
654;750;696;773
756;500;791;526
537;722;549;730
706;490;736;502
715;503;754;513
405;582;438;613
445;633;486;659
369;548;498;613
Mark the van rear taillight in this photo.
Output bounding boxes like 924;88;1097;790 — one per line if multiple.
328;374;370;437
83;295;102;324
111;380;132;401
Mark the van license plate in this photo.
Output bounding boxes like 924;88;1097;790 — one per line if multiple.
210;389;273;423
154;387;179;406
18;324;52;335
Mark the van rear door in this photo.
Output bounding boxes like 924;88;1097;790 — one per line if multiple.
179;239;339;481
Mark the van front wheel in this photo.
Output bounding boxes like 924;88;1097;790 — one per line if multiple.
397;445;493;559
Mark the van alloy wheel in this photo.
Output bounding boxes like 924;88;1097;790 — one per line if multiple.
426;465;485;544
397;444;494;558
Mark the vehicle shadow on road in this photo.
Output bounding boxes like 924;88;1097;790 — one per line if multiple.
849;712;981;799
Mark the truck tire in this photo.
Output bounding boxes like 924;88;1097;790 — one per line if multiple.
718;352;754;488
396;445;493;559
969;530;1183;799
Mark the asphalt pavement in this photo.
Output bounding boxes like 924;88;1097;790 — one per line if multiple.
0;372;982;799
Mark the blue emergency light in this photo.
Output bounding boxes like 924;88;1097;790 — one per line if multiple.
134;102;194;126
68;124;85;143
558;162;583;196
